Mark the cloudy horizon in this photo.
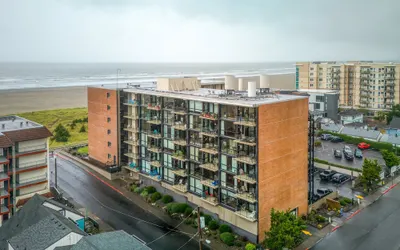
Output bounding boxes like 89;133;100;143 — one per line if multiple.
1;0;399;63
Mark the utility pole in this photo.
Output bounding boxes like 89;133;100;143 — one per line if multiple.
197;207;203;250
54;155;58;189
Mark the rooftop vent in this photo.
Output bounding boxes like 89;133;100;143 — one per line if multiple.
20;122;23;127
1;124;4;129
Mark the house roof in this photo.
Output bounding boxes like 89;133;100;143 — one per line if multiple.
0;135;12;148
379;134;400;145
339;109;362;117
70;231;151;250
389;117;400;129
321;123;343;133
341;127;381;140
2;126;52;143
0;194;86;250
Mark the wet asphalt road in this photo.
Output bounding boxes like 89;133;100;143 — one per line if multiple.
312;184;400;250
50;157;204;250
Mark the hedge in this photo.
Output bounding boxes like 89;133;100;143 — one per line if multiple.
314;157;362;173
219;224;232;234
208;220;219;230
245;243;257;250
145;186;157;194
318;130;394;152
150;192;162;202
184;207;193;217
166;203;190;214
161;195;173;204
220;232;235;246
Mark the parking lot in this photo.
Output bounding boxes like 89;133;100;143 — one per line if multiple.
313;168;364;199
315;140;385;170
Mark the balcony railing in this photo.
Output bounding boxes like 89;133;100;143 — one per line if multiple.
221;147;237;156
234;118;256;127
18;144;47;154
171;152;187;161
172;168;187;177
147;130;162;139
234;135;256;146
0;205;9;214
173;137;187;146
0;155;8;164
146;117;162;125
189;138;202;147
124;100;140;106
124;162;140;173
221;113;236;121
149;160;162;168
200;128;218;138
0;188;9;198
200;178;219;189
190;123;202;132
199;144;219;155
172;108;188;115
234;173;256;184
200;112;218;121
123;113;139;119
148;145;162;153
201;195;219;206
124;140;139;146
235;192;256;203
124;153;139;159
124;125;139;133
17;174;47;188
146;103;162;111
236;154;256;165
18;159;47;170
172;183;188;193
235;209;257;222
172;122;187;131
199;162;218;172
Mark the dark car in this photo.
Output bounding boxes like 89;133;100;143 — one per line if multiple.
320;169;337;181
314;188;333;201
344;151;354;161
330;136;344;143
333;149;342;159
321;134;332;141
332;173;349;183
354;148;363;158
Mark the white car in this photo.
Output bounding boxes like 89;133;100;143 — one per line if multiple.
343;145;352;154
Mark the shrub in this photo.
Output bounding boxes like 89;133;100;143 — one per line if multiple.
219;224;232;234
54;124;70;142
166;203;190;214
161;195;173;204
79;125;86;133
314;141;322;147
245;243;256;250
203;214;213;226
314;157;362;173
145;186;157;194
130;185;137;192
184;207;193;217
184;218;194;225
316;215;326;223
150;192;162;202
134;187;143;194
343;197;352;204
140;190;149;198
339;200;347;206
208;220;219;230
220;232;235;246
234;240;244;247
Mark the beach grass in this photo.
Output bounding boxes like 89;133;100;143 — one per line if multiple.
17;107;88;149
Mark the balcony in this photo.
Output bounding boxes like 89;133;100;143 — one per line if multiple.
146;104;162;111
199;162;218;172
172;122;187;131
124;126;139;133
124;153;139;159
201;195;219;206
124;162;140;173
18;159;47;171
172;168;187;177
0;188;9;198
171;152;187;161
0;155;8;164
16;174;47;188
235;155;256;165
123;114;139;120
221;113;237;122
0;170;8;181
172;183;188;193
234;174;256;184
173;138;187;146
0;205;9;215
235;210;257;222
234;119;256;127
235;192;257;203
141;171;161;182
201;178;219;189
199;145;218;155
147;130;162;139
124;140;139;146
146;118;162;125
234;135;256;147
17;144;47;154
200;112;218;121
200;128;218;138
124;100;140;106
149;160;162;168
171;108;187;116
385;75;395;80
148;145;162;153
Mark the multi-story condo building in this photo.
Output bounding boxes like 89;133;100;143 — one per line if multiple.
89;77;309;242
0;116;52;226
296;61;400;111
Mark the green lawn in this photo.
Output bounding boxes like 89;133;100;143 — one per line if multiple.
17;107;88;149
77;146;88;155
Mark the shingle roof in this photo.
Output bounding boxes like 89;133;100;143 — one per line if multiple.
339;109;363;117
0;194;86;250
341;127;381;140
379;134;400;145
55;246;73;250
0;135;12;148
321;123;343;133
389;117;400;129
70;231;151;250
2;126;52;143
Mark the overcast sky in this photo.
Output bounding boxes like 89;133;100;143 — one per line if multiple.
1;0;399;63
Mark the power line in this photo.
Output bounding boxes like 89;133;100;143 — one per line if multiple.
177;232;199;250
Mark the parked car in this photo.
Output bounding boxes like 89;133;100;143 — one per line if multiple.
358;142;371;149
330;136;344;143
320;169;337;181
343;145;352;154
321;134;332;141
314;188;333;201
354;148;363;158
332;173;349;183
344;151;354;161
334;149;342;159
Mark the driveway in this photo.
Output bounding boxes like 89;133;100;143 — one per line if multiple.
315;140;385;170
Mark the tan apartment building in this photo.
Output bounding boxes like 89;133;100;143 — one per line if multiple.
296;61;400;111
0;116;52;226
88;77;309;242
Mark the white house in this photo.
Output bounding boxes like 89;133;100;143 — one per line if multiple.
339;109;364;125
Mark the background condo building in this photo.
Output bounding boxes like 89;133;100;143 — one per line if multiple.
296;61;400;111
88;76;309;242
0;116;52;226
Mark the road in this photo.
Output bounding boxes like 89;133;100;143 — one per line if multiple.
50;156;205;250
312;184;400;250
315;140;385;169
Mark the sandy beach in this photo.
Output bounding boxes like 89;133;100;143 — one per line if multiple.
0;86;87;115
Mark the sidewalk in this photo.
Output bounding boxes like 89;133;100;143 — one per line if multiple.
297;175;400;250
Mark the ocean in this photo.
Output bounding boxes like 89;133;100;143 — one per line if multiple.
0;62;295;90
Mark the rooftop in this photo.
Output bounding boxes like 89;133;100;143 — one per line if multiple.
123;87;306;107
339;109;363;117
0;115;42;133
298;89;340;94
389;117;400;129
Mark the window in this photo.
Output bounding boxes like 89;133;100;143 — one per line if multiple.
315;103;321;109
107;154;111;159
107;92;110;98
221;171;236;190
221;189;237;208
107;129;111;135
310;67;314;70
108;142;111;147
189;177;202;195
316;96;324;102
164;168;174;183
310;73;314;76
107;105;111;110
107;117;111;123
318;78;323;81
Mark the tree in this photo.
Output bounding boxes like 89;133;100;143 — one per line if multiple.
381;149;400;168
386;104;400;125
374;111;387;122
79;125;86;133
54;124;70;142
264;208;306;250
360;159;381;192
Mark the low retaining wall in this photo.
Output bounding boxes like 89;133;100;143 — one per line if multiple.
309;191;338;212
58;151;118;180
315;162;360;177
